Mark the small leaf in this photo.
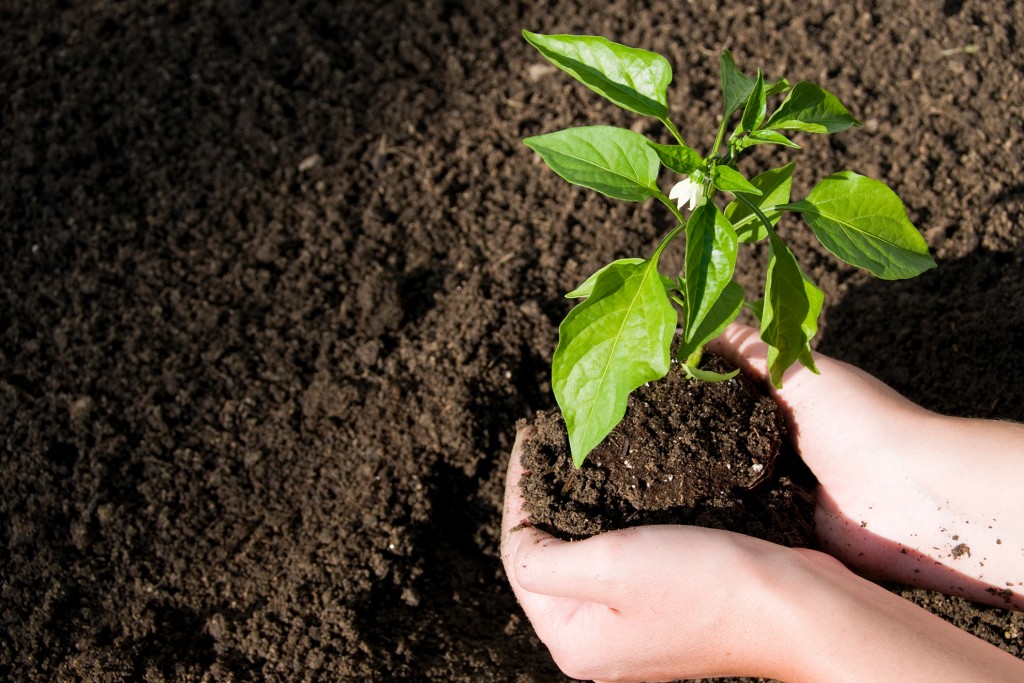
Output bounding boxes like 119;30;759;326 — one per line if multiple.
785;171;936;279
763;82;859;134
553;258;676;466
712;165;762;196
761;231;824;387
524;126;660;202
731;130;801;153
765;77;791;97
684;204;739;342
523;31;672;118
566;258;645;298
725;162;796;242
676;280;744;362
648;141;703;175
684;363;740;382
720;50;758;118
738;69;767;134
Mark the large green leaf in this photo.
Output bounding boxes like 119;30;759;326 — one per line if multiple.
676;280;744;362
761;231;824;387
684;204;739;342
553;258;676;467
785;171;936;279
720;50;757;118
763;82;859;134
565;258;644;298
725;162;796;242
524;126;661;202
523;31;672;118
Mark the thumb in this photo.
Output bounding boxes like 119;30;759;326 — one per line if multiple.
705;322;818;395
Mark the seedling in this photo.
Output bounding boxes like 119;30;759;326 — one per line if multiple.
522;31;936;467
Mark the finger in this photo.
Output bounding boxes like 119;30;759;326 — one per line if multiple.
500;430;627;612
513;527;649;604
501;426;534;537
708;322;864;423
501;427;566;587
705;321;768;380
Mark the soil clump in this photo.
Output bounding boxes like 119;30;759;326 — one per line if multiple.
520;354;815;548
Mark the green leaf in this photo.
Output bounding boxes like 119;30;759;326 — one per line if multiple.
766;77;791;97
746;297;764;322
797;346;820;374
676;280;744;362
523;30;672;119
731;130;801;153
763;82;859;134
566;258;645;298
720;50;757;118
784;171;936;279
684;364;740;382
648;141;703;175
524;126;661;202
725;162;796;242
738;69;767;134
684;204;739;343
712;165;762;196
761;231;824;387
553;258;676;467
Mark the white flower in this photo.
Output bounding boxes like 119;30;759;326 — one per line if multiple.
669;176;702;212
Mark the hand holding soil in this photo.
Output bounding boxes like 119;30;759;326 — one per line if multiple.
710;323;1024;611
502;428;800;681
503;324;1024;681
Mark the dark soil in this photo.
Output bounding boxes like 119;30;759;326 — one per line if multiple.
520;353;816;549
2;0;1023;681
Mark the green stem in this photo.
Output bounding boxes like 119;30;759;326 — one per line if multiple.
734;192;777;238
654;190;688;227
659;116;687;148
651;218;687;262
710;114;730;158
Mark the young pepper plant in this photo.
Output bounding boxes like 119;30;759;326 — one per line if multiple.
522;31;936;467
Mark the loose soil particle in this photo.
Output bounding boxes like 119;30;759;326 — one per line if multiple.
2;0;1023;681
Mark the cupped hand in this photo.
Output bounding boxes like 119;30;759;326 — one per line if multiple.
709;323;1024;610
500;429;803;683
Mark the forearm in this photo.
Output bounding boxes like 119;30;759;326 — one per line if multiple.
774;550;1024;683
818;411;1024;610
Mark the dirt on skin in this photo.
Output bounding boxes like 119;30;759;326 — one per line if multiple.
2;0;1023;681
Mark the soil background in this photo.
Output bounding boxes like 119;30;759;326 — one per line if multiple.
2;1;1023;681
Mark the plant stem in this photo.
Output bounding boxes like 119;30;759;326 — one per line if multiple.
710;113;730;158
651;219;687;262
734;192;777;239
660;116;687;148
654;190;688;227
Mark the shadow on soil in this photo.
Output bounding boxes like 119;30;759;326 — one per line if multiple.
819;247;1024;422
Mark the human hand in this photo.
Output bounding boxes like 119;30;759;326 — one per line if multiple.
502;426;1024;683
709;323;1024;610
500;428;801;682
